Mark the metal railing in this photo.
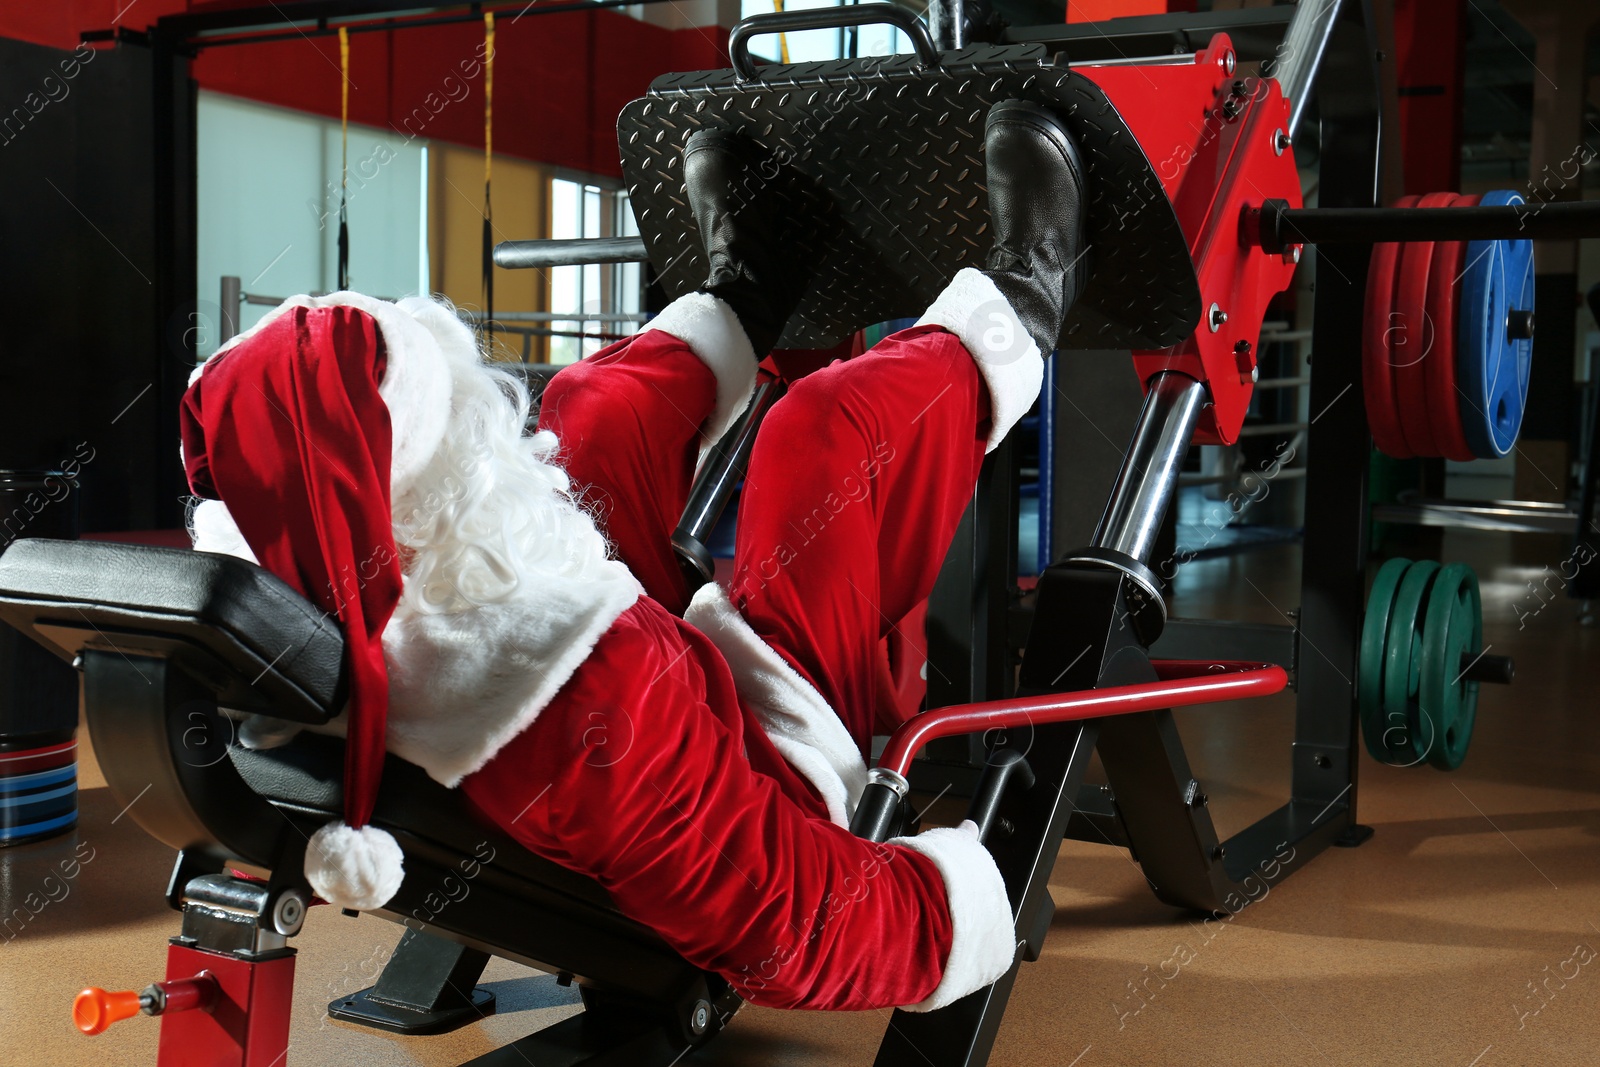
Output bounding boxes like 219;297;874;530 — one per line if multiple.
215;276;645;362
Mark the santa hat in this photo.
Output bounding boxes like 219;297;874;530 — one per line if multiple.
181;293;456;911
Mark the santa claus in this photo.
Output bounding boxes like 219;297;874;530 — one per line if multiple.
178;98;1088;1012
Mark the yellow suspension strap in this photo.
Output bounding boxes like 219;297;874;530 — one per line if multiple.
772;0;790;64
337;25;351;290
482;10;496;325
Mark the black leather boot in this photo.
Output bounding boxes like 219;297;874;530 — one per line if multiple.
683;129;809;357
981;100;1090;353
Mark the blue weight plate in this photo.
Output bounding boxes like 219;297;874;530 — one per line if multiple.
1498;235;1536;454
1458;190;1536;459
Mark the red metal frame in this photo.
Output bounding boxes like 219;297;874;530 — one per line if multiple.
156;943;295;1067
876;659;1288;778
1077;34;1303;445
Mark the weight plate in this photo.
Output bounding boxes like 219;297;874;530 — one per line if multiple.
1497;232;1537;454
1418;563;1482;770
1459;190;1536;459
1394;191;1457;456
1382;559;1440;766
1363;194;1421;458
1426;193;1480;461
1360;557;1414;764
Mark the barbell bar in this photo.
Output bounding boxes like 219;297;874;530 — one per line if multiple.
503;200;1600;273
1249;198;1600;254
493;236;650;270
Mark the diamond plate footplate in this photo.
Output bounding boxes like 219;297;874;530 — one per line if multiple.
618;44;1199;351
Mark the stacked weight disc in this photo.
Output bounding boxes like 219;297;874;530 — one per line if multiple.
0;735;78;845
1363;190;1536;460
1359;558;1483;770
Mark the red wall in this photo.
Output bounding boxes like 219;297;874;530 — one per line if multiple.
0;2;729;178
1066;0;1194;21
0;1;197;50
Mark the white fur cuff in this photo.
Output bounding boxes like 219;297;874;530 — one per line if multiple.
304;820;406;911
645;293;759;444
915;268;1044;453
684;583;867;827
893;819;1015;1012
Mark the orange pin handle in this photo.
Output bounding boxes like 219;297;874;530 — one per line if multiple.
74;973;218;1035
74;987;144;1036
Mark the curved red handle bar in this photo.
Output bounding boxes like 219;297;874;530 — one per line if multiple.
876;660;1288;778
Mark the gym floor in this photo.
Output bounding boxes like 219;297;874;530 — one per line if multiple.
3;526;1595;1067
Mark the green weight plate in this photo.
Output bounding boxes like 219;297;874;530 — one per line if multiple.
1360;557;1413;763
1382;560;1440;766
1418;563;1482;770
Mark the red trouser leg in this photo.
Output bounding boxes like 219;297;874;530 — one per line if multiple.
728;325;992;755
542;324;990;753
461;598;957;1012
535;332;718;616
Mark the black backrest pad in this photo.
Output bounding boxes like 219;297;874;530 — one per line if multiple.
0;539;344;723
620;43;1199;351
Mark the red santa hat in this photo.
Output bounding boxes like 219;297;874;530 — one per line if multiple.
181;294;455;910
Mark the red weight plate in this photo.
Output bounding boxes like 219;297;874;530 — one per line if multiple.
1393;191;1458;457
1363;194;1421;458
1426;193;1480;461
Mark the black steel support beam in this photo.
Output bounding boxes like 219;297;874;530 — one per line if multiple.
1284;0;1386;842
916;438;1019;796
151;30;196;528
156;0;675;44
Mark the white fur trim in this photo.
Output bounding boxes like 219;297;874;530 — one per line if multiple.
684;583;866;828
381;561;640;786
189;499;257;563
643;293;758;444
196;292;458;497
892;820;1016;1012
914;268;1044;453
304;821;406;911
281;558;641;787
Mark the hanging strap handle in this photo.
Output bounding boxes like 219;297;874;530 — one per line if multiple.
336;26;350;291
729;3;939;81
481;11;496;325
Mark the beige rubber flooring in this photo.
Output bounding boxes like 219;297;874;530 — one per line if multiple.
3;527;1597;1066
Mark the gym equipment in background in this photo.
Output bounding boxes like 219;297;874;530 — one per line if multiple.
0;469;80;847
1358;558;1513;771
1362;191;1536;460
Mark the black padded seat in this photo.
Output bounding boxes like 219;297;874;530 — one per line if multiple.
0;533;728;1035
0;539;344;723
0;537;619;910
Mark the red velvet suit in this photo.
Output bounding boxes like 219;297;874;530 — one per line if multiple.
461;324;994;1010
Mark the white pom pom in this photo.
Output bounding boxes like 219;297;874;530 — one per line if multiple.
304;821;405;911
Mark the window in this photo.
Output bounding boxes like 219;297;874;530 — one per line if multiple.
195;91;428;358
737;0;917;64
547;178;645;365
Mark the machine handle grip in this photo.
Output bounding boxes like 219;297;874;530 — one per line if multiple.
73;987;142;1036
729;3;939;81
